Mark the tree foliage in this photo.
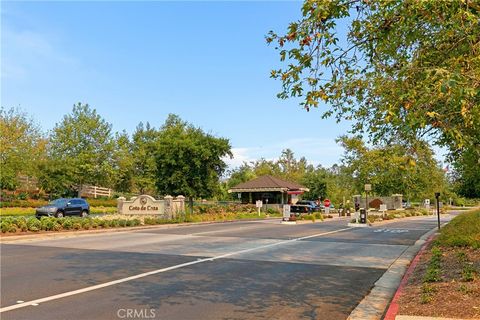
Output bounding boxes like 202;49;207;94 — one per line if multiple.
45;103;115;194
131;122;159;194
452;146;480;198
226;149;331;201
112;131;134;193
300;167;328;200
0;107;46;190
155;114;232;201
337;136;448;199
267;0;480;155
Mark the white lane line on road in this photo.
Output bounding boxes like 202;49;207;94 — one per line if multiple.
0;227;351;313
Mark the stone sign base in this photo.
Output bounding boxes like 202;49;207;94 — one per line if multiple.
117;195;185;219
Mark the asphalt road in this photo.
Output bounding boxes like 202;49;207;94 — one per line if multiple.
0;214;452;320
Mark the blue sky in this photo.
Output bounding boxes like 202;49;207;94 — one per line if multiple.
2;1;443;169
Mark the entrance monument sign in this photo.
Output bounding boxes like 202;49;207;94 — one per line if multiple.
117;195;185;219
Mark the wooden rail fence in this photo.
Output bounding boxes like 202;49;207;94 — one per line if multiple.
79;185;113;198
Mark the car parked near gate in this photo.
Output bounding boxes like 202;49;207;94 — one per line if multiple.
35;198;90;218
290;200;319;215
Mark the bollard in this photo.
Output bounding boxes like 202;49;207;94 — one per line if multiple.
360;208;367;224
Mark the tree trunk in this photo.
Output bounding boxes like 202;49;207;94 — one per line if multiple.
189;196;194;215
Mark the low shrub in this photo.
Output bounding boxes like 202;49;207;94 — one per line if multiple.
52;222;62;231
60;218;74;230
267;208;280;215
87;198;117;207
144;217;156;225
81;219;92;230
26;217;42;232
462;263;476;282
14;217;28;232
40;217;57;231
314;212;324;220
0;199;48;208
110;219;121;228
420;283;437;304
423;246;442;283
1;221;11;233
301;215;315;222
387;213;396;220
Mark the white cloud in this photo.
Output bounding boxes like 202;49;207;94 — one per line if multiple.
223;147;260;168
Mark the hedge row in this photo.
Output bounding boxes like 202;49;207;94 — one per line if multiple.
0;216;143;233
0;210;281;234
365;208;449;223
0;198;118;208
194;204;265;215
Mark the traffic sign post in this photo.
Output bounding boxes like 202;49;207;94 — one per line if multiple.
435;192;441;230
324;199;331;215
283;205;291;221
256;200;263;216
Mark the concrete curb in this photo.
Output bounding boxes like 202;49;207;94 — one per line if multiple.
395;317;478;320
383;233;437;320
347;226;440;320
370;214;446;227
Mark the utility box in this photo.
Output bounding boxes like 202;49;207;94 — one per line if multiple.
360;208;367;224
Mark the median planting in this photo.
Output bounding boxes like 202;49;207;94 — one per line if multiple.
397;210;480;318
0;207;283;234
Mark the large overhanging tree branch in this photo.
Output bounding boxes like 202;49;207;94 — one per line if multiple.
266;0;480;157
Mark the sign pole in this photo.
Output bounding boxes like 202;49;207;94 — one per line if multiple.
364;184;371;220
435;192;440;230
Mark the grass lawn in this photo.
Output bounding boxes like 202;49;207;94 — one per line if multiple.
436;209;480;248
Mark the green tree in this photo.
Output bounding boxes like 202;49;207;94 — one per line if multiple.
452;147;480;198
155;114;232;210
277;149;312;182
325;164;356;208
301;166;328;200
337;136;447;200
112;131;134;193
267;0;480;156
45;103;115;195
131;122;159;194
251;158;281;177
227;163;257;189
0;107;46;190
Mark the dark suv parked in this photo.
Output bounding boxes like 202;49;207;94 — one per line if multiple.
35;198;90;218
290;200;318;215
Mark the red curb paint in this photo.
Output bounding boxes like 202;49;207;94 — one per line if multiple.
383;233;437;320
